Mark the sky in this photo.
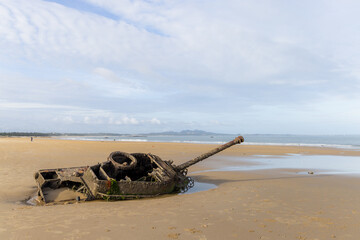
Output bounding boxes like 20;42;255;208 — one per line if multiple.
1;0;360;134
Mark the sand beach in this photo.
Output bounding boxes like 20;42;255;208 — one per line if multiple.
1;137;360;240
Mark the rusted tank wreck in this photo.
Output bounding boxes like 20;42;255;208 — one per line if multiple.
34;136;244;204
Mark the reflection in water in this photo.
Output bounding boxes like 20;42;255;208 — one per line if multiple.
181;182;217;194
193;154;360;176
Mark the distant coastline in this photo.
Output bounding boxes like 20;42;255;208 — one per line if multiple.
0;129;227;137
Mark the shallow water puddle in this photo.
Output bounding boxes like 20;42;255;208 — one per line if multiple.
193;154;360;176
180;182;217;194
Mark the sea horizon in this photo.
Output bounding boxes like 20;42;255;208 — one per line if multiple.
51;133;360;150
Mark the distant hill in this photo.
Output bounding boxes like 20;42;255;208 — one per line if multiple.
0;132;59;137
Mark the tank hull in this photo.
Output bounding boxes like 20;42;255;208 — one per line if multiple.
34;153;182;204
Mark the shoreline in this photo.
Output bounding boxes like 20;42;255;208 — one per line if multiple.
45;135;360;151
1;138;360;239
4;135;360;151
6;135;360;152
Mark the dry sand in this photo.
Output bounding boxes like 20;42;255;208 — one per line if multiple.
1;137;360;239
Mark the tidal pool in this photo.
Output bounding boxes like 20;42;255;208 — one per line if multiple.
193;154;360;176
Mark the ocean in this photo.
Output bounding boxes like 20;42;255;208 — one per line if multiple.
55;134;360;150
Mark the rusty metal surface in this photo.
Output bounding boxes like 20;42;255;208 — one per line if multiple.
33;136;244;205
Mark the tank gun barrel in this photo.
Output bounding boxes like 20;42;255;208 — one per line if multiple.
175;136;244;171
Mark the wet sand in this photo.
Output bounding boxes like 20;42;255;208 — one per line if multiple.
1;137;360;239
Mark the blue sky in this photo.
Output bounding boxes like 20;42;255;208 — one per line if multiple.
1;0;360;134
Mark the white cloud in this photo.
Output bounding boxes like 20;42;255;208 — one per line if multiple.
92;67;145;93
0;0;348;86
53;116;72;123
93;67;120;82
114;117;139;125
149;118;161;125
77;0;360;85
269;79;327;86
1;0;360;133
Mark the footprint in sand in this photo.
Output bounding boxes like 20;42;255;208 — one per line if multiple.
168;233;181;239
184;228;202;234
